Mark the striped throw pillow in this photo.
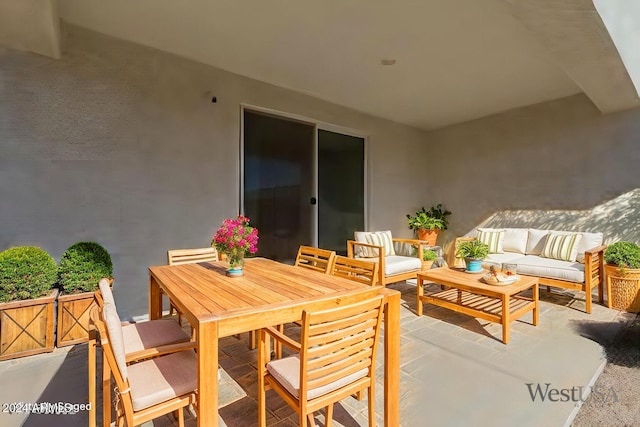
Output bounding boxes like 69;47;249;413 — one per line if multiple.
476;228;505;254
541;233;583;262
364;231;396;257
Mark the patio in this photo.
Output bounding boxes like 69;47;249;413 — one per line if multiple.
0;282;636;427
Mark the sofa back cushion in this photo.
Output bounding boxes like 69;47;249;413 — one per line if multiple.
541;232;583;262
503;228;528;254
526;229;549;255
476;228;505;253
575;232;604;263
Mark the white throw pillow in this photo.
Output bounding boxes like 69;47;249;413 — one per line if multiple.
354;231;395;257
526;229;549;255
476;228;505;254
541;232;583;262
503;228;528;254
576;232;604;263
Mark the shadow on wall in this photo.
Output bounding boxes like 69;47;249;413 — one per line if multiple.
472;188;640;245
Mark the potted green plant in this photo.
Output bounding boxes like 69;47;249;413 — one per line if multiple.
406;204;451;245
603;241;640;312
456;240;490;273
422;249;438;270
0;246;59;360
57;242;113;346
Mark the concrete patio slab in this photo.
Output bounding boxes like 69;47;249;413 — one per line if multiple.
0;281;631;426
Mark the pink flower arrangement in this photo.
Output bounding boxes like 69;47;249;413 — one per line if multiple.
211;215;259;268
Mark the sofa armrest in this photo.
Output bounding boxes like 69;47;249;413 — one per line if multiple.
584;244;606;304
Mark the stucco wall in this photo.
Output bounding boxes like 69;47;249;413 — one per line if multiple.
0;0;60;58
426;94;640;253
0;24;427;318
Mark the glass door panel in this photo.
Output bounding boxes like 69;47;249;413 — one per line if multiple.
243;111;314;262
317;130;365;255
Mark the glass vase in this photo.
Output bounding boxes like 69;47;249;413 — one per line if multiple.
226;251;245;277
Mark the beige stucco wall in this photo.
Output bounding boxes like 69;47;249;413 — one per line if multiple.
0;0;60;58
426;94;640;254
0;24;426;317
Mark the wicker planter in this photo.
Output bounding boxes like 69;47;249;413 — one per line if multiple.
605;264;640;313
0;289;58;361
417;229;439;246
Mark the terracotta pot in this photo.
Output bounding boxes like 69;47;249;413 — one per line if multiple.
417;229;439;245
604;264;640;313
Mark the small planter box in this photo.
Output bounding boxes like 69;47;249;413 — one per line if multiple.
0;289;58;361
605;264;640;313
57;291;96;347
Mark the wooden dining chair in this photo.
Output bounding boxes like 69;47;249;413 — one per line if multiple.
331;255;379;286
167;247;220;324
257;295;385;427
294;246;336;274
90;303;198;427
89;278;192;427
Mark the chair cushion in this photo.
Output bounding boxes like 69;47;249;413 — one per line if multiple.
99;278;115;306
122;319;191;354
129;350;198;411
511;255;585;283
103;304;128;380
476;228;505;253
503;228;528;254
267;354;368;400
383;255;422;276
354;231;396;257
576;232;604;263
541;232;583;262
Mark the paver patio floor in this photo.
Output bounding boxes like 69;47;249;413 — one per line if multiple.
0;282;633;426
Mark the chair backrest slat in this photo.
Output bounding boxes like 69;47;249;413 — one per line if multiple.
299;296;383;399
167;247;219;265
331;255;378;286
294;246;336;274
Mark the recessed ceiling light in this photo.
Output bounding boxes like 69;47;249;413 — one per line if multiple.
381;59;396;66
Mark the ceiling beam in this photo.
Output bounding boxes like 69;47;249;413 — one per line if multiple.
503;0;639;113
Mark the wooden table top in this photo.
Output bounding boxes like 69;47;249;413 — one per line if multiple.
149;257;377;324
418;267;538;296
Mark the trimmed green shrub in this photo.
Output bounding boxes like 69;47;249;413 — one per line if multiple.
58;242;113;294
604;241;640;269
0;246;58;303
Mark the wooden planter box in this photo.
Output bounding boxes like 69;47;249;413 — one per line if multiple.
57;291;97;347
605;264;640;313
0;289;58;361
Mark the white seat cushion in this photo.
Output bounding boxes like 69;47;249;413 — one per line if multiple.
129;350;198;411
383;255;422;276
99;278;116;306
267;354;368;400
122;319;190;354
102;304;128;379
510;255;585;283
483;253;525;270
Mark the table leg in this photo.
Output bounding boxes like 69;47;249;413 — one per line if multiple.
502;294;510;344
149;275;162;320
384;291;400;427
533;283;539;326
416;276;423;316
197;320;219;427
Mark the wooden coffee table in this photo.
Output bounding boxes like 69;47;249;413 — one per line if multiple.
416;268;539;344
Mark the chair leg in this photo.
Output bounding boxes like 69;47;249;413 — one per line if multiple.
177;407;184;427
307;412;316;427
368;384;376;427
325;404;334;427
102;352;112;427
249;330;257;350
355;390;364;401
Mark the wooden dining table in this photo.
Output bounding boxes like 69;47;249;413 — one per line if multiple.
148;257;400;427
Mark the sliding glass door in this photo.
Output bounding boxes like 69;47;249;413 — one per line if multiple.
242;109;365;261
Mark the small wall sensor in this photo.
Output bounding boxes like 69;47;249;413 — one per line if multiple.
211;96;217;103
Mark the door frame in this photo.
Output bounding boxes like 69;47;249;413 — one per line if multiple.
239;104;369;246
